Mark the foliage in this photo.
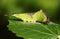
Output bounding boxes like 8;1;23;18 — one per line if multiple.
8;20;60;39
0;0;60;23
7;16;60;39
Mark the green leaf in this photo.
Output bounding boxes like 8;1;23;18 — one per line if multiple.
8;20;60;39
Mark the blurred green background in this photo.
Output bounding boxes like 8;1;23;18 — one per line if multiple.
0;0;60;24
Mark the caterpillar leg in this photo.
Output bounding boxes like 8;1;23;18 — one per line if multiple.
23;20;27;22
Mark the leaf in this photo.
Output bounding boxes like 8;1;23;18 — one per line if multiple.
8;20;60;39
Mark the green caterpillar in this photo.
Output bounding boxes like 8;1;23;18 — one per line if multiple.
12;10;49;24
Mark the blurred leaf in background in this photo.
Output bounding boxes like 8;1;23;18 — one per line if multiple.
0;0;60;23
